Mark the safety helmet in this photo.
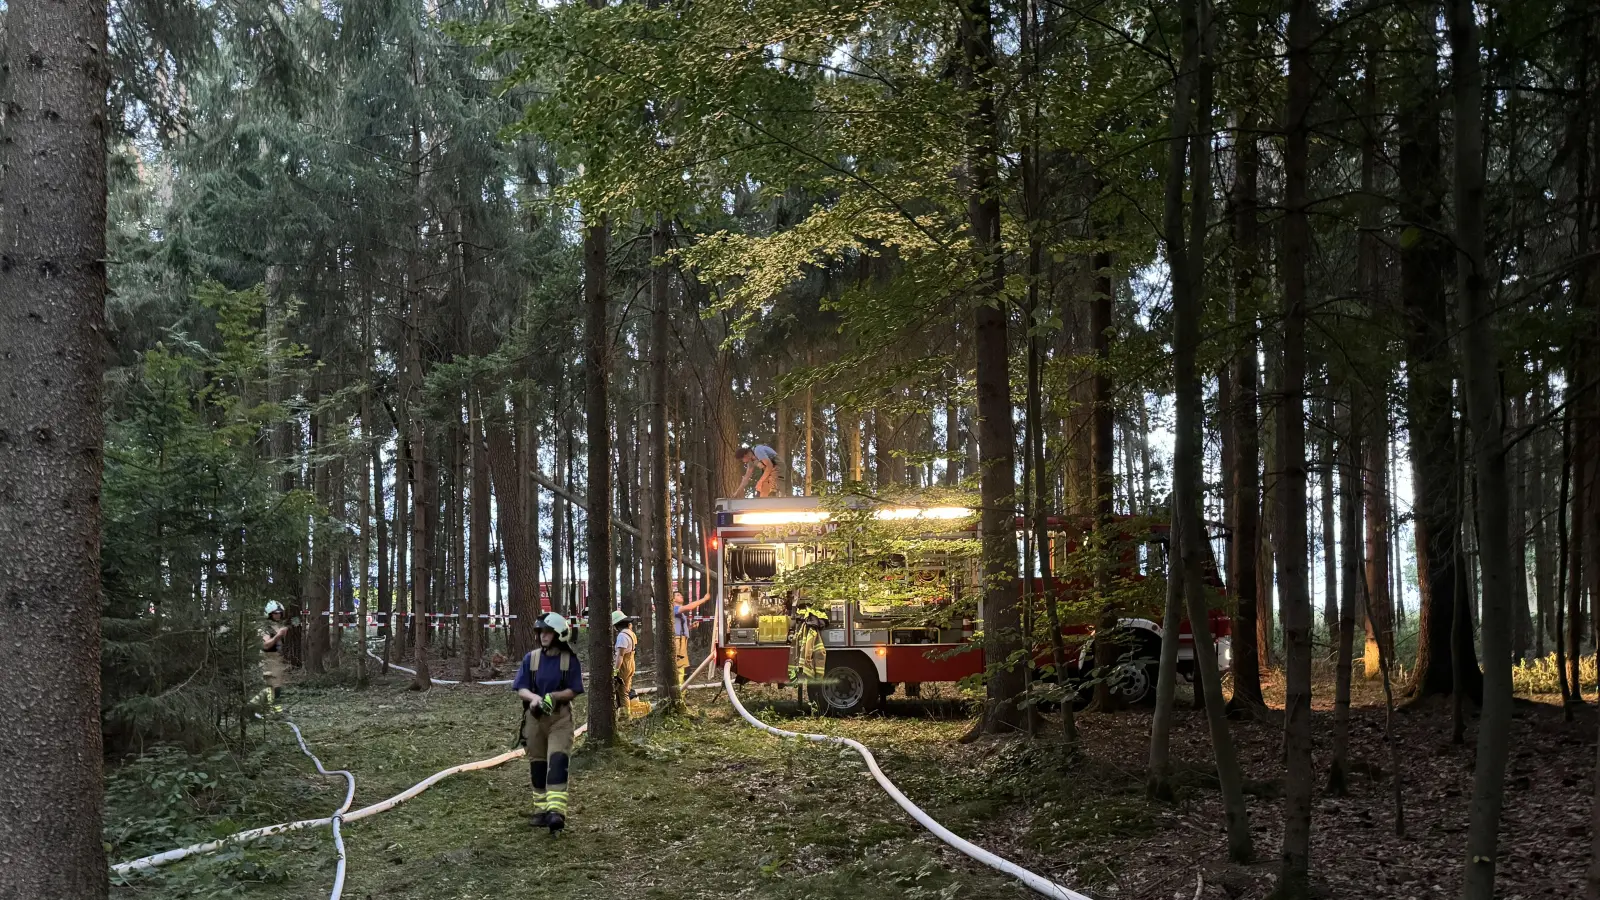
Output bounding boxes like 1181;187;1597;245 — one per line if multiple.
538;612;573;643
265;601;286;617
796;606;828;624
610;610;635;628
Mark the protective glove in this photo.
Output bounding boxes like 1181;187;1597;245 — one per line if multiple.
540;693;556;716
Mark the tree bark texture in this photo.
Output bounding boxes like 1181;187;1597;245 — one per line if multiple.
1225;25;1266;707
1447;3;1517;896
0;0;112;890
1277;0;1316;891
1149;0;1199;792
584;217;616;742
1329;394;1362;796
1401;0;1481;703
962;0;1024;733
651;216;680;706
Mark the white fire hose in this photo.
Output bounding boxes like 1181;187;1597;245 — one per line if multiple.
119;650;1078;900
112;651;722;886
285;722;356;900
721;661;1093;900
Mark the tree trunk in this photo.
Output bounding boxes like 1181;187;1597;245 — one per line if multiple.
1568;420;1586;701
470;391;491;676
409;428;432;687
375;443;389;649
306;407;328;675
406;153;432;686
1447;3;1516;896
1258;342;1278;671
520;387;542;623
637;403;658;662
1401;0;1480;704
584;216;616;743
359;397;373;685
1276;0;1316;891
552;420;567;615
1532;378;1554;658
488;418;539;658
1320;399;1339;638
393;432;410;660
1364;413;1394;680
1511;396;1534;662
944;395;961;485
1149;0;1199;792
651;216;681;707
0;0;111;888
804;373;816;494
1329;394;1362;795
1558;406;1575;707
962;0;1023;734
450;407;469;677
776;396;790;490
1226;23;1266;708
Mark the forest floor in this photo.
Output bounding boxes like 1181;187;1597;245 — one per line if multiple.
106;658;1595;900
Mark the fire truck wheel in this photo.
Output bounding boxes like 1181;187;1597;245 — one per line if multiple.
808;653;881;716
1076;634;1159;707
1107;659;1156;706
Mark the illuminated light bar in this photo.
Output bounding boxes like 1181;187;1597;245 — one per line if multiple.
729;510;830;525
727;506;972;526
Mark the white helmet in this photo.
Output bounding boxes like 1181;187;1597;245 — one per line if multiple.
538;612;573;643
265;601;286;617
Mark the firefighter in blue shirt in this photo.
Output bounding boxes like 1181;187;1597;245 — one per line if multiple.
513;613;584;833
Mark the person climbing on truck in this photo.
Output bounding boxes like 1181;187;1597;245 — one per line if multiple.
734;444;782;497
513;613;583;834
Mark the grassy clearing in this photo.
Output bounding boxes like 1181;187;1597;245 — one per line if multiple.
109;671;1050;900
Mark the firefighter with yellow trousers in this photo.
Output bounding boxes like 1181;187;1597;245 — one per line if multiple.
261;601;290;702
611;610;644;718
513;613;583;833
788;601;828;707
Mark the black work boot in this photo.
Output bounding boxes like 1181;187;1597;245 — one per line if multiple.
529;811;550;828
546;812;565;835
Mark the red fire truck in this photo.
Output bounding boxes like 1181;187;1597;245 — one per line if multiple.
712;496;1233;715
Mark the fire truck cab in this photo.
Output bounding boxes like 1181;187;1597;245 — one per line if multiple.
711;496;1233;716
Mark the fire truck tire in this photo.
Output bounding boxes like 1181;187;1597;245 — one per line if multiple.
1076;631;1160;707
808;652;881;716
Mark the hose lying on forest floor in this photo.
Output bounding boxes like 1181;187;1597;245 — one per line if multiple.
112;721;588;878
721;661;1093;900
284;722;356;900
113;651;711;881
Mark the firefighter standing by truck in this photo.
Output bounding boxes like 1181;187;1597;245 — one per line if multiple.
513;613;584;833
672;589;710;683
788;601;828;706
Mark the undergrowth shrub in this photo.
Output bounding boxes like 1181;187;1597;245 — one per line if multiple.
1512;654;1599;695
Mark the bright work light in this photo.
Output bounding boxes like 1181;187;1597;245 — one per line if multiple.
727;506;971;526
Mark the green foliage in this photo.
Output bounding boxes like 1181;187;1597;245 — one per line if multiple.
764;488;981;624
102;283;314;752
105;741;341;898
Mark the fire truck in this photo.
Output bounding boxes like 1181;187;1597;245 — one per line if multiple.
712;496;1233;715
